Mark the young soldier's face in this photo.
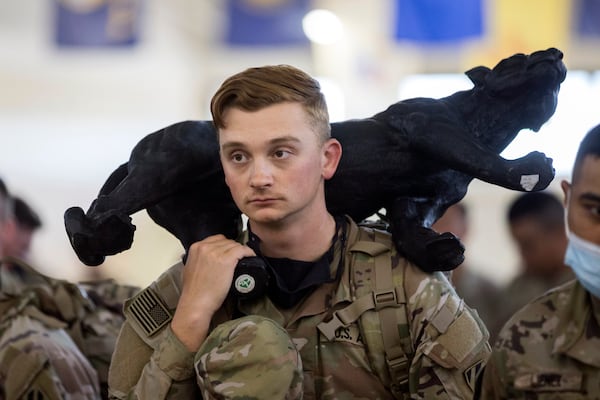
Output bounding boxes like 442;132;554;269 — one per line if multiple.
219;102;338;227
562;155;600;246
3;224;34;259
509;217;567;275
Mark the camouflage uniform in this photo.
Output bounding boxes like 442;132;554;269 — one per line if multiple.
478;279;600;399
195;315;303;399
0;257;140;399
108;217;491;399
491;269;575;342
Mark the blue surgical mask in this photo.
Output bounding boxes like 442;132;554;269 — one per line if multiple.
565;229;600;299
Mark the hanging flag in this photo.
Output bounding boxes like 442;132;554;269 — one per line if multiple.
225;0;309;46
394;0;484;44
491;0;571;55
54;0;142;47
575;0;600;37
466;0;571;69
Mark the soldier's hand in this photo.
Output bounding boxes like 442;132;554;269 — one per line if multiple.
171;235;255;351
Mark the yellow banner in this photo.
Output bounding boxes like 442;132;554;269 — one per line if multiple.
467;0;572;68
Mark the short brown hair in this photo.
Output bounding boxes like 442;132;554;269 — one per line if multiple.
573;123;600;183
210;65;330;143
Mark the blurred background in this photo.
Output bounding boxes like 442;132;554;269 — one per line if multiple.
1;0;599;288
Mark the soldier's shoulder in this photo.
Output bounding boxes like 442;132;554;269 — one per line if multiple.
123;261;183;320
506;279;576;324
355;220;393;246
403;259;455;302
494;279;577;350
122;262;183;346
352;218;460;312
148;261;184;299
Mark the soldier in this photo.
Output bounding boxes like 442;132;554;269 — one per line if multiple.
494;191;574;333
108;65;490;399
1;195;42;261
0;179;139;399
0;194;46;289
0;179;101;399
478;124;600;399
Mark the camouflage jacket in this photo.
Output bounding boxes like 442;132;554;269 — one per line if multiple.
108;217;490;399
478;279;600;399
0;257;139;399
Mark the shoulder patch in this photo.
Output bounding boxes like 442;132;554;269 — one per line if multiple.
463;358;485;391
127;287;172;337
426;303;487;369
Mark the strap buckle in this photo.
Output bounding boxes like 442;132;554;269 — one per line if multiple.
317;311;350;341
373;288;399;310
387;353;410;389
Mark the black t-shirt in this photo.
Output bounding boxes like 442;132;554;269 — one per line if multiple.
246;216;346;309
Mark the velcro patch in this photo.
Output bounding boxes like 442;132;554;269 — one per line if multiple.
128;287;172;337
426;309;484;369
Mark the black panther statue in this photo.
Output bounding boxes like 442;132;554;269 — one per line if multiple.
64;48;566;272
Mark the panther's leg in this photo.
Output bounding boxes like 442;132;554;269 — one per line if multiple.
386;111;555;192
65;121;224;266
387;197;465;273
64;162;160;266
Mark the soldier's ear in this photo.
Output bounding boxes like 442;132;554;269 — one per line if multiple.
560;179;571;207
322;138;342;180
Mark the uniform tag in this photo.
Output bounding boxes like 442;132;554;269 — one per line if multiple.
514;372;583;391
333;325;364;346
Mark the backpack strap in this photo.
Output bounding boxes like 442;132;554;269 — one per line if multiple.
317;226;413;398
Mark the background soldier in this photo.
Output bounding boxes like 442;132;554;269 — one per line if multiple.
478;124;600;399
486;191;575;340
0;177;139;399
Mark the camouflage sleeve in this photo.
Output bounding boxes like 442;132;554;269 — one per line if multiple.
108;320;199;399
476;284;577;399
476;346;508;399
404;262;491;399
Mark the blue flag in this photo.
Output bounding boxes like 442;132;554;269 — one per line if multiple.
225;0;309;46
576;0;600;37
54;0;141;47
394;0;483;43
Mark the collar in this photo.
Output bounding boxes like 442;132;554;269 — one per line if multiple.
238;216;360;326
553;280;600;367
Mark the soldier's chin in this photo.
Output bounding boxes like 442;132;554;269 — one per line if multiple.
244;208;287;225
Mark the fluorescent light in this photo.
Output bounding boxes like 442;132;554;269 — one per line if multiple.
302;9;343;45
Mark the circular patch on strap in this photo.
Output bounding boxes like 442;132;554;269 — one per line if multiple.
234;273;256;294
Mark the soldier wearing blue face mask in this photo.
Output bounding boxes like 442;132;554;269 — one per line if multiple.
478;124;600;399
563;134;600;300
